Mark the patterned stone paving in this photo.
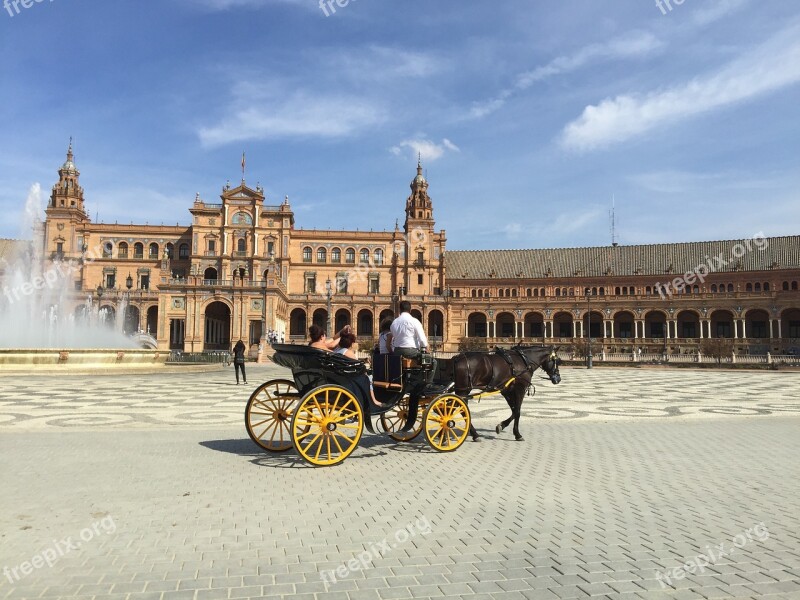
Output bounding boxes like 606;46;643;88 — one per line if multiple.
0;365;798;430
1;365;799;600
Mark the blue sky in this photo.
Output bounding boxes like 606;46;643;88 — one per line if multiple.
0;0;798;250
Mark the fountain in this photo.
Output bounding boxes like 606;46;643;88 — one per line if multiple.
0;184;166;370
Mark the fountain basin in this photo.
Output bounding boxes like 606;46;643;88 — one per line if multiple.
0;348;168;370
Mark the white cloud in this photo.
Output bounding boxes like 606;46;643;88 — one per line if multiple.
691;0;749;26
198;90;385;147
469;31;663;119
390;138;460;162
560;23;800;152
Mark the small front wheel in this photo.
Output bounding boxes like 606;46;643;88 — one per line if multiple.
380;395;423;441
291;385;363;467
423;395;471;452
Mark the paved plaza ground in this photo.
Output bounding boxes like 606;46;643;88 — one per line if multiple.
1;365;799;600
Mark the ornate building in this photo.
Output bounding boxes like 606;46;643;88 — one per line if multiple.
23;145;800;355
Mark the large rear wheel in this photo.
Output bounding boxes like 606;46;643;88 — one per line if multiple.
245;379;299;452
291;385;364;467
423;395;471;452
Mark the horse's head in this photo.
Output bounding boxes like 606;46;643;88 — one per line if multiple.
541;347;562;385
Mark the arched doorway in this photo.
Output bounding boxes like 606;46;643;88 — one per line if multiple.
524;312;544;339
645;311;666;339
711;310;734;338
289;308;307;337
428;309;444;341
583;310;603;338
467;312;487;338
204;301;231;350
745;309;769;339
781;308;800;342
553;312;574;339
677;310;699;339
312;308;328;331
613;311;634;339
123;305;140;335
357;309;374;337
410;309;423;322
495;312;516;339
335;309;351;333
146;306;158;337
99;305;115;328
204;267;218;282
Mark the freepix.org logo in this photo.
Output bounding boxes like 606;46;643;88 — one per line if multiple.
4;0;55;18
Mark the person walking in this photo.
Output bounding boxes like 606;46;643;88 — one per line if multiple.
232;339;247;385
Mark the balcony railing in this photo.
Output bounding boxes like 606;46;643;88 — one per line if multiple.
205;251;217;257
234;251;247;257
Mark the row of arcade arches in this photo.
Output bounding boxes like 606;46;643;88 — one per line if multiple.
288;308;445;338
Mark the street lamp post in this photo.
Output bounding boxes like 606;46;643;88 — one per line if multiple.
325;277;333;337
586;288;593;369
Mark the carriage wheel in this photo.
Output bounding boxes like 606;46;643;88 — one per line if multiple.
422;395;471;453
380;395;423;441
244;379;300;452
291;385;364;467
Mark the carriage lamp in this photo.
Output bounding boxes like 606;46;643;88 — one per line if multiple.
126;273;133;290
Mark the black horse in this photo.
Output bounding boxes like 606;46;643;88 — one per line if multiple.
451;345;562;441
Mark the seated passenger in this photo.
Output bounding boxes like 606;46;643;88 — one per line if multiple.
336;332;387;409
378;318;394;354
308;323;349;351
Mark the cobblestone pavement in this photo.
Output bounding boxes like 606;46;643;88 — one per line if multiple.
1;366;799;600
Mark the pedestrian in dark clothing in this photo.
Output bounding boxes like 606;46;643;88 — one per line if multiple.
232;340;247;384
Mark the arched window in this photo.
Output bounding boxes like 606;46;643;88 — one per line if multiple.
179;243;189;259
149;243;159;258
471;289;477;298
793;282;798;291
555;289;561;297
478;289;483;298
764;282;770;291
360;248;370;264
134;243;144;258
512;289;517;297
345;248;356;264
102;242;113;258
783;282;790;291
317;247;327;263
331;248;341;263
232;211;253;225
374;249;384;266
302;247;312;262
727;284;734;292
711;284;717;293
118;242;129;258
165;243;174;258
755;283;761;292
237;238;246;253
455;290;460;298
746;283;753;292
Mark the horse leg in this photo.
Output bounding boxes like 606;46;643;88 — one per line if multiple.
512;390;524;441
495;392;515;434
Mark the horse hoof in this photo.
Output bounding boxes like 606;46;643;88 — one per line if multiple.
495;424;502;434
515;436;524;442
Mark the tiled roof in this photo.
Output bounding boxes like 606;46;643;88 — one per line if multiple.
445;236;800;280
0;239;30;265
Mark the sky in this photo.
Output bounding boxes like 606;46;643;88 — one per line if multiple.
0;0;798;250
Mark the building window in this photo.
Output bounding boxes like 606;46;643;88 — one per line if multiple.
650;322;664;338
336;274;348;294
789;321;800;337
751;321;767;338
165;243;173;259
682;322;696;338
369;276;380;294
103;243;113;258
134;243;144;259
303;247;312;263
317;247;327;263
140;274;150;290
331;248;341;263
179;244;189;259
208;240;216;254
360;248;370;264
619;322;632;339
237;238;246;254
305;276;316;293
417;274;423;285
149;243;159;259
716;322;732;338
345;248;356;264
374;249;384;266
105;273;116;288
267;240;275;256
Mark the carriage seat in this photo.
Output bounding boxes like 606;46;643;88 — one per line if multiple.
371;350;404;391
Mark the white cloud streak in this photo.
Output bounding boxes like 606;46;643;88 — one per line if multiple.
560;22;800;152
469;31;664;119
390;138;460;162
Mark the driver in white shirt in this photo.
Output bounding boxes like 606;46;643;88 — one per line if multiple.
391;301;434;432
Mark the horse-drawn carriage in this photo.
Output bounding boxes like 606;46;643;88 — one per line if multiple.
244;343;563;467
244;344;471;466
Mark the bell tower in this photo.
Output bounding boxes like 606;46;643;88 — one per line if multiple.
47;140;88;219
404;155;434;228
